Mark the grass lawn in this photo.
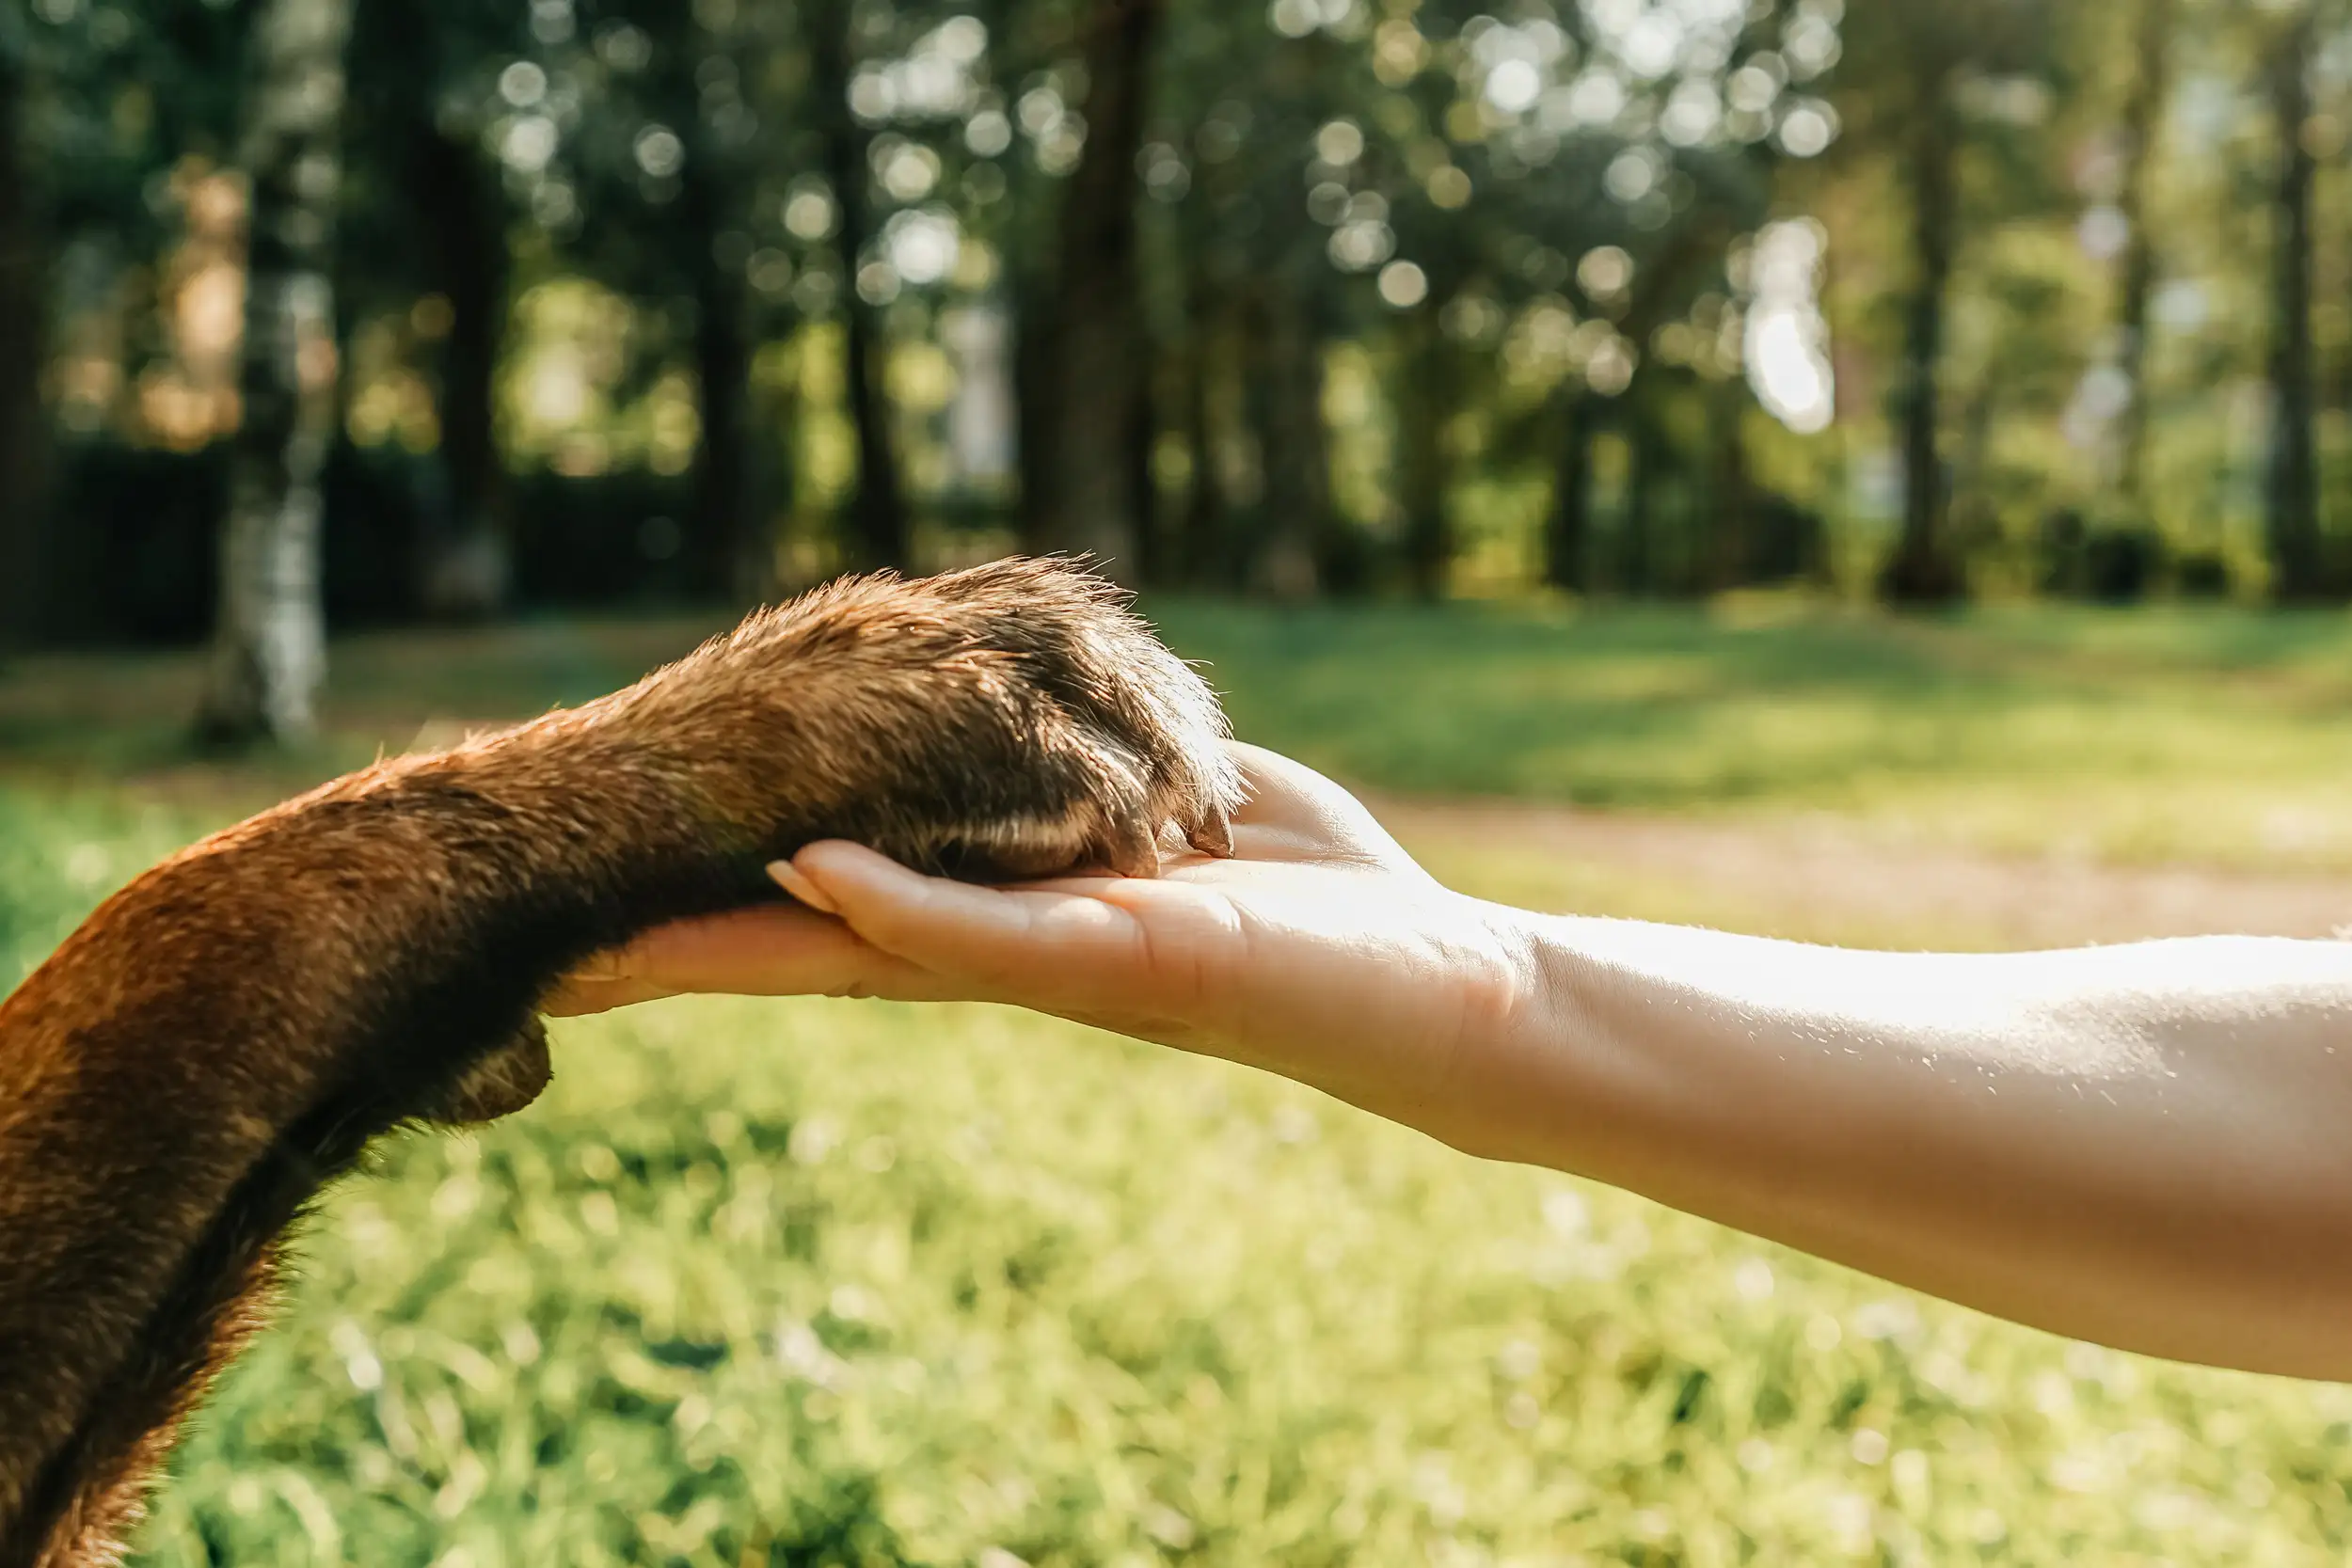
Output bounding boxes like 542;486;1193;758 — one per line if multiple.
15;594;2352;871
6;598;2352;1564
1154;598;2352;872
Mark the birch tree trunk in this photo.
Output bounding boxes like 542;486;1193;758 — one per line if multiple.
197;0;351;744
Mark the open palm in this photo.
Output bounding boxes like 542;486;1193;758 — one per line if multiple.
548;743;1534;1145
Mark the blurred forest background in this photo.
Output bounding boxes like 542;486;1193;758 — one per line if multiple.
7;0;2352;739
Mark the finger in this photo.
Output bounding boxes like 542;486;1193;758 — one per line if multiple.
767;858;838;914
541;975;682;1018
1224;742;1381;833
1221;741;1423;872
791;841;1152;995
562;903;963;1006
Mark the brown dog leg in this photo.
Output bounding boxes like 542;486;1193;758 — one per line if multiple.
0;559;1240;1567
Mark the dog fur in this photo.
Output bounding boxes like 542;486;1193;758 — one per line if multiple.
0;559;1242;1566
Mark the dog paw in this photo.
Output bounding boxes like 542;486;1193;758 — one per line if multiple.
667;557;1247;882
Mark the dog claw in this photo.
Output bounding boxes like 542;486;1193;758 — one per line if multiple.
1185;805;1235;860
1102;813;1163;879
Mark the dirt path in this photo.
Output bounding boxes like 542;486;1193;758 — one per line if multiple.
1371;794;2352;948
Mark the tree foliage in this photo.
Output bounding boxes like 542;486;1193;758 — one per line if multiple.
8;0;2352;680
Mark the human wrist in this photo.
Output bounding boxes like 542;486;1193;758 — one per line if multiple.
1356;895;1614;1168
1448;907;1701;1176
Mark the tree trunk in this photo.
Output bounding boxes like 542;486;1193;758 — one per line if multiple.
1959;368;2001;544
1245;286;1324;599
682;160;764;602
750;341;799;580
1130;344;1163;584
1620;407;1656;595
1880;63;1965;605
1706;382;1751;593
1544;391;1598;594
2110;0;2172;527
691;249;759;601
1172;275;1221;587
2265;9;2324;603
198;0;351;745
413;123;512;618
1546;222;1717;596
0;53;49;654
1396;309;1454;600
808;0;908;573
1013;267;1060;557
1032;0;1163;581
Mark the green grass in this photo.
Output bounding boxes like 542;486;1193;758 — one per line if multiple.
1151;598;2352;870
7;599;2352;1562
145;983;2352;1568
19;595;2352;870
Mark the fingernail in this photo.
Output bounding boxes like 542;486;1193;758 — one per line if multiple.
768;859;839;914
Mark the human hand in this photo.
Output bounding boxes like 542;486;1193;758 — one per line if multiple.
547;743;1539;1148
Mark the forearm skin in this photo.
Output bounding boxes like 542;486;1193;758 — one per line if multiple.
1496;919;2352;1379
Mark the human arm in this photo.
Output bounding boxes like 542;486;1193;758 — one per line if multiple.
554;743;2352;1381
